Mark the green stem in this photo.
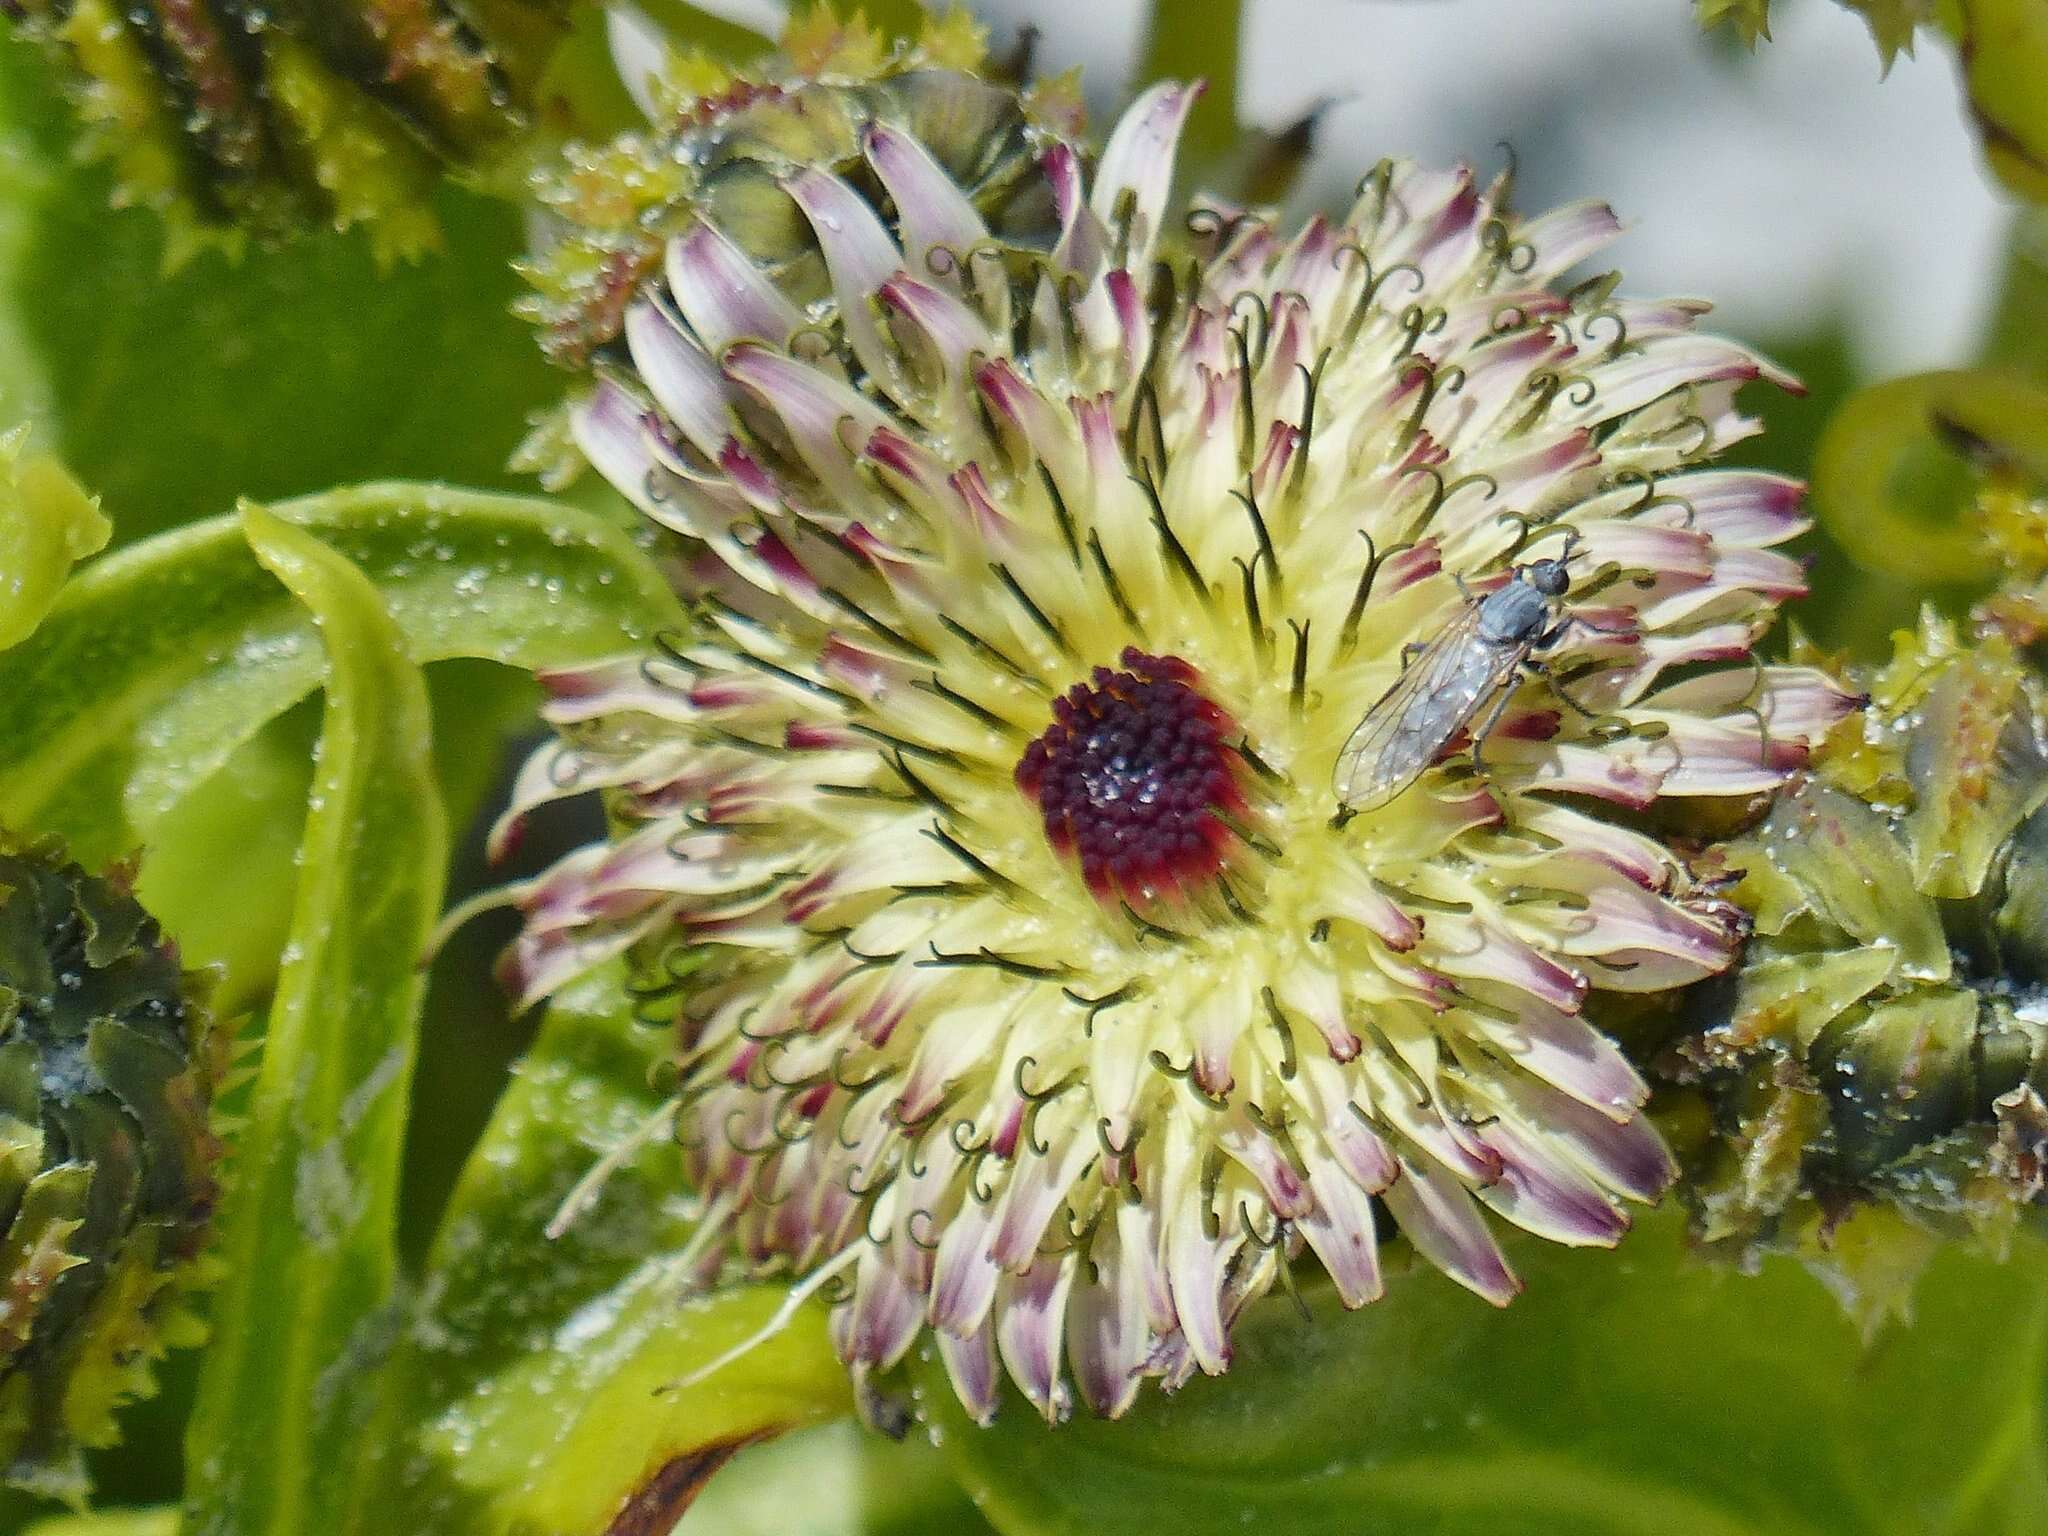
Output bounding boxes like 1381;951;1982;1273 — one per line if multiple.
1978;208;2048;377
1137;0;1246;164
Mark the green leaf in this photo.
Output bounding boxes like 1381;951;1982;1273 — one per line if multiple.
0;428;108;652
363;960;855;1535
1696;2;1936;68
1695;0;1774;48
131;714;321;1011
182;509;448;1535
0;481;679;872
1137;0;1244;165
924;1211;2048;1536
1955;0;2048;202
1850;0;1936;68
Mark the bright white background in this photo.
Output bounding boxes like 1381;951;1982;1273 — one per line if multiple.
964;0;2014;374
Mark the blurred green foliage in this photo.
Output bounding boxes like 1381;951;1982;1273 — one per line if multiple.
0;35;561;544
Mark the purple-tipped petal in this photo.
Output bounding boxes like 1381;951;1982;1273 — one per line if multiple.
937;1314;1001;1426
1381;1154;1521;1306
991;1130;1099;1270
1499;1071;1678;1202
996;1257;1077;1422
1431;916;1588;1015
1569;335;1790;424
571;379;665;514
1296;1059;1399;1193
665;220;804;354
1298;1150;1384;1307
1163;1198;1233;1374
1669;471;1809;546
1043;142;1107;278
930;1196;1001;1336
1469;998;1649;1121
624;300;732;456
1216;1115;1313;1220
1516;198;1625;282
1474;1116;1631;1247
722;342;887;513
862;121;990;275
785;166;908;387
1090;81;1200;268
1065;1224;1149;1417
880;275;997;370
847;1240;926;1370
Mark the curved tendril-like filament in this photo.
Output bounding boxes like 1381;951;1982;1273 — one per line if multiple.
659;1242;864;1395
543;1098;681;1240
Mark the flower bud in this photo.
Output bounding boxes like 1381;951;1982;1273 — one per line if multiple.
1668;616;2048;1325
6;0;573;262
0;835;221;1503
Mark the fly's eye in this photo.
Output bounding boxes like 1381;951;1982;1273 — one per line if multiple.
1530;561;1570;597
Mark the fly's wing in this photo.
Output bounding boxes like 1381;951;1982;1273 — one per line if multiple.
1334;608;1520;810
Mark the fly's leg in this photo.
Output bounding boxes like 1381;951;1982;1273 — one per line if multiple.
1538;612;1633;648
1525;655;1636;745
1401;641;1428;669
1466;682;1520;796
1523;656;1605;722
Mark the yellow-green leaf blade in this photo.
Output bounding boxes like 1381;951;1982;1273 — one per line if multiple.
182;508;449;1536
0;427;108;652
363;961;856;1535
0;481;680;867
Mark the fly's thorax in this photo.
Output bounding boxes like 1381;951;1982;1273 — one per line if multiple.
1476;578;1554;645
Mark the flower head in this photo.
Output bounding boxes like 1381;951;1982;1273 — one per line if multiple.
500;65;1856;1421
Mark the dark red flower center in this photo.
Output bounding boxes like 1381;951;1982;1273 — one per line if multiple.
1016;648;1245;903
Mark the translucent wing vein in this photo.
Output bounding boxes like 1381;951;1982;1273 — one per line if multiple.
1335;606;1520;810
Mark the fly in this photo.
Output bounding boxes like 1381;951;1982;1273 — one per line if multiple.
1334;542;1597;814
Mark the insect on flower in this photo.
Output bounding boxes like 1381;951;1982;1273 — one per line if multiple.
1336;532;1609;813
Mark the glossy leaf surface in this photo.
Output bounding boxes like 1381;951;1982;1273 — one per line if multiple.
0;483;679;870
925;1214;2048;1536
182;512;447;1535
366;960;856;1535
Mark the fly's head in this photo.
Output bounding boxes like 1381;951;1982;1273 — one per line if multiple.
1525;557;1571;599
